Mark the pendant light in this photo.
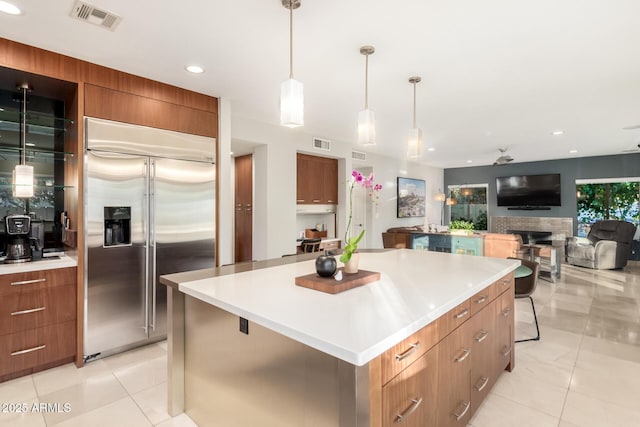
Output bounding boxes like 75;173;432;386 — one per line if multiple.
280;0;303;128
358;45;375;145
13;83;34;198
407;76;423;158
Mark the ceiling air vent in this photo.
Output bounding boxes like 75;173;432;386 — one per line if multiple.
352;150;366;161
312;137;331;151
70;1;122;31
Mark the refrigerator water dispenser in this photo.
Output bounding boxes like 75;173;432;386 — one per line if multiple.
104;206;131;247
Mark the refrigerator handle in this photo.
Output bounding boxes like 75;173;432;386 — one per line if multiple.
150;159;157;331
143;159;150;335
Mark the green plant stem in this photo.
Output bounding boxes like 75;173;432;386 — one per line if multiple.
344;182;354;244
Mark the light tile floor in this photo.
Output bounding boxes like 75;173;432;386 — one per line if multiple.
1;261;638;426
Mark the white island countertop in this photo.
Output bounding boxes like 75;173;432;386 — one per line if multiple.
169;249;519;366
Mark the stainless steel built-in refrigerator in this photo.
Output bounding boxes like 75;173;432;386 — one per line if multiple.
83;117;216;362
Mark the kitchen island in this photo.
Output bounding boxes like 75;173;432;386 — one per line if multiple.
161;249;519;427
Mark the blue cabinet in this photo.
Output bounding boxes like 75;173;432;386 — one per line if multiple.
451;236;484;256
410;233;452;252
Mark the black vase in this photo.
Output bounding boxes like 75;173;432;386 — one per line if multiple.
315;253;337;277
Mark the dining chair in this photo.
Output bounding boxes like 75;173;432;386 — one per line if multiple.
508;257;541;342
300;238;322;253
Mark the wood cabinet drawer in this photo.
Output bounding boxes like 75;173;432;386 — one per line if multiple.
382;348;437;427
0;267;76;296
469;285;496;317
439;299;471;339
0;320;75;377
319;240;340;251
491;272;514;297
0;284;76;335
381;320;439;385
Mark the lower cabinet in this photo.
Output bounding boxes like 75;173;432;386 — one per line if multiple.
436;318;473;427
372;272;515;427
382;348;438;426
0;267;77;382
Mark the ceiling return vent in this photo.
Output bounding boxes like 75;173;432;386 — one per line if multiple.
312;137;331;151
351;150;366;161
70;1;122;31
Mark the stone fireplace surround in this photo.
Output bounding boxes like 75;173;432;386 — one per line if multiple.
490;216;574;261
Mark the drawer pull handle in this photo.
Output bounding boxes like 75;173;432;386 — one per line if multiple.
454;349;470;363
394;397;423;423
10;278;47;286
502;279;510;286
296;199;305;202
396;342;420;362
453;401;471;420
475;330;489;343
502;345;512;357
474;376;490;392
11;306;47;316
454;308;469;319
475;295;488;304
11;344;46;356
312;199;320;203
502;307;512;317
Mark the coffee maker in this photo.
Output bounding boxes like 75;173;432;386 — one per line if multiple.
4;214;32;263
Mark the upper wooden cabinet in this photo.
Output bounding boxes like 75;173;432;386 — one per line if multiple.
296;153;338;204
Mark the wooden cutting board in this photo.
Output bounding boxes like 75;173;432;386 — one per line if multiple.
295;269;381;294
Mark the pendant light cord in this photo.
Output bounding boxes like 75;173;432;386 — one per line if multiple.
412;82;417;128
20;86;27;165
289;1;294;79
364;54;369;109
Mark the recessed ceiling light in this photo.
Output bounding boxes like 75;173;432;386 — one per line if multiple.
185;65;204;74
427;147;435;152
466;160;473;163
552;130;564;136
0;1;21;15
569;149;578;154
229;151;234;156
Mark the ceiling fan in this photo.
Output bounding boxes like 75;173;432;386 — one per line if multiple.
493;148;514;166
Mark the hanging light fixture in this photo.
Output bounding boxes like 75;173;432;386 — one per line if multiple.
461;187;473;197
407;76;423;158
280;0;303;128
358;45;376;145
13;83;33;198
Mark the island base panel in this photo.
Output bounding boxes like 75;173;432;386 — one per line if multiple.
183;296;370;427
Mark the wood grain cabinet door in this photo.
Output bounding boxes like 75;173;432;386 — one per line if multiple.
382;348;438;427
469;303;496;416
436;319;473;427
494;289;515;376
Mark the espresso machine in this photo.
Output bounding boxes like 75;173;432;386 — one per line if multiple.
4;214;32;263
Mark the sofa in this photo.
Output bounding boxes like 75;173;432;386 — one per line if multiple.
483;233;529;259
566;220;637;269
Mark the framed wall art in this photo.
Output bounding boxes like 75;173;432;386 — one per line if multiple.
397;177;426;218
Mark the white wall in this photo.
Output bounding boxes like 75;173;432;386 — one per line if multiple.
217;111;444;261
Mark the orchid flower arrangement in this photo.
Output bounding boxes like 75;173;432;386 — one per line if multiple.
340;170;382;264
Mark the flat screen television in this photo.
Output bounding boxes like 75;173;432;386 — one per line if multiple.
496;173;561;207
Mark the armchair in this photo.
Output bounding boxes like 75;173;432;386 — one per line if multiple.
567;220;637;269
484;233;529;259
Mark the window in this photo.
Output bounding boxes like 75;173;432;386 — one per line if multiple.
575;178;640;237
448;184;488;231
